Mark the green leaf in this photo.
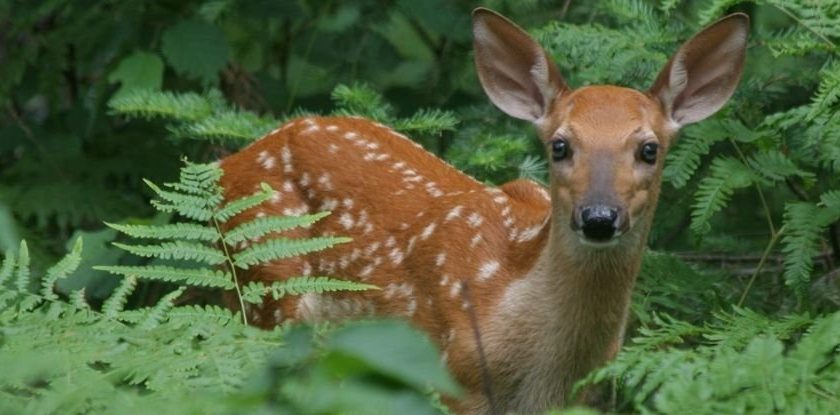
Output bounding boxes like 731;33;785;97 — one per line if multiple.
214;183;274;222
223;212;330;245
93;265;235;289
327;320;461;396
161;19;230;85
108;51;164;98
105;222;219;242
233;237;351;269
41;237;84;300
111;241;227;265
241;277;378;304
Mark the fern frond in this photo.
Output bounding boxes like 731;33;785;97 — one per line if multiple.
690;157;756;234
780;202;835;297
40;237;84;300
108;89;213;121
214;183;275;222
330;83;393;121
746;150;814;183
139;287;186;330
102;276;138;318
223;212;329;245
0;247;15;285
820;189;840;213
806;62;840;120
69;288;89;310
93;265;235;289
393;109;459;135
111;241;226;265
14;240;30;292
144;179;217;221
105;222;219;242
233;237;352;269
168;110;277;143
241;277;378;304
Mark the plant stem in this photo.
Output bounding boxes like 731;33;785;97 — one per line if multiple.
738;224;786;307
213;216;249;325
729;139;776;235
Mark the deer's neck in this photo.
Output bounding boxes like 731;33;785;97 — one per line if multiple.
487;210;649;411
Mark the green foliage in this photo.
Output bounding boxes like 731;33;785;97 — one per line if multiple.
579;309;840;413
4;0;840;413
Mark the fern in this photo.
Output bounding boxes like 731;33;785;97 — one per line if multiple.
233;237;352;270
690;157;756;235
780;200;840;298
241;277;379;305
94;265;234;289
223;211;329;245
40;237;84;301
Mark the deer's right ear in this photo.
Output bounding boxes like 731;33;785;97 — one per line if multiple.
472;8;567;124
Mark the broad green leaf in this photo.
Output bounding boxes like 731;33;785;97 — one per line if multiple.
161;19;230;85
108;51;164;98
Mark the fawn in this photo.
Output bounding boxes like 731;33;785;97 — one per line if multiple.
220;8;748;414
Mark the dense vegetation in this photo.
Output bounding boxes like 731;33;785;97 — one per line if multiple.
2;0;839;413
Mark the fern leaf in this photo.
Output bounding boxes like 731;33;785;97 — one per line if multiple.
144;179;217;221
223;212;330;245
103;276;138;318
0;247;15;285
108;89;213;121
241;277;378;304
111;241;227;265
105;222;219;242
40;237;84;300
169;110;277;143
807;62;840;120
330;83;393;121
14;240;30;292
69;288;90;310
233;237;352;269
781;202;835;297
746;150;815;183
393;109;459;135
820;189;840;214
214;183;274;222
690;157;756;234
93;265;235;289
139;287;186;330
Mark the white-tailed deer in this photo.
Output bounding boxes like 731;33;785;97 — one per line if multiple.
220;8;748;414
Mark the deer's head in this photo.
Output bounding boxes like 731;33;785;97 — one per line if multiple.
472;8;748;247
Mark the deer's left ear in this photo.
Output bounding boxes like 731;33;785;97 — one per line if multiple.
650;13;749;128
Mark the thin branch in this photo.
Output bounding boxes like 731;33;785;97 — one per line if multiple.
738;224;786;307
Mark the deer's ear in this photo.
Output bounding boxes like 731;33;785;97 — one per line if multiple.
472;8;567;123
650;13;749;127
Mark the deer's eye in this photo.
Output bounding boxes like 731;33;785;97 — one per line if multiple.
551;139;570;161
639;142;658;165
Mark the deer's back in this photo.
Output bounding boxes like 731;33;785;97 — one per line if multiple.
219;116;550;395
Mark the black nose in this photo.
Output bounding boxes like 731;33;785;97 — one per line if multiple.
580;205;619;241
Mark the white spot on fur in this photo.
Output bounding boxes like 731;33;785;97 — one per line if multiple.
256;212;266;218
445;205;464;222
516;225;543;243
399;223;410;230
319;198;339;211
385;236;396;248
389;248;404;265
283;181;294;192
302;125;320;134
477;260;500;281
420;223;437;240
281;146;293;173
449;280;463;298
339;212;355;230
467;212;484;228
384;282;413;300
318;173;333;191
302;261;312;276
300;172;311;187
359;264;375;278
257;151;276;170
406;298;417;316
440;274;450;286
343;198;354;209
471;233;483;247
435;252;447;267
365;242;381;256
344;132;358;140
328;144;339;154
270;192;282;204
326;125;339;132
